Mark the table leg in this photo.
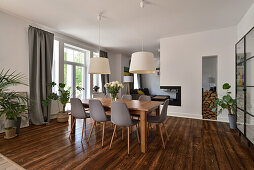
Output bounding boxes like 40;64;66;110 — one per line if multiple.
156;106;160;135
71;115;75;134
140;111;147;153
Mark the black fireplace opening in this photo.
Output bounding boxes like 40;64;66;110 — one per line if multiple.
160;86;181;106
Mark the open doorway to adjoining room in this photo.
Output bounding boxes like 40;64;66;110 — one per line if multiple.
202;56;218;120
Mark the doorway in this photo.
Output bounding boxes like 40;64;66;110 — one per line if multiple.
202;56;218;120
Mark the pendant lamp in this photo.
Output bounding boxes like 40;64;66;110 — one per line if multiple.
89;14;111;74
129;0;155;74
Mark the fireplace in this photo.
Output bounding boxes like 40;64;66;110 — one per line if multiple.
160;86;181;106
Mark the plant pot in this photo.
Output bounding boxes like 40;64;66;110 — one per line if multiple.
228;114;237;129
57;112;69;123
16;117;22;134
4;127;17;139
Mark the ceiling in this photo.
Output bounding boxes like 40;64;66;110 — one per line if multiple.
0;0;253;56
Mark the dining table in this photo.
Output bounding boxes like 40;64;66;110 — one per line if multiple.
70;98;163;153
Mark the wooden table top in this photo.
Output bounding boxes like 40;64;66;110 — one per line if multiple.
82;98;163;112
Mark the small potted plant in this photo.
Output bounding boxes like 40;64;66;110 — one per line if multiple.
0;69;29;139
210;83;236;129
42;82;84;123
104;81;124;101
93;86;100;92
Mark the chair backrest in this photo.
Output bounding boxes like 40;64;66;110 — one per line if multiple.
122;95;132;100
138;95;151;101
159;99;169;122
105;93;111;98
89;99;108;122
111;101;133;127
70;98;87;119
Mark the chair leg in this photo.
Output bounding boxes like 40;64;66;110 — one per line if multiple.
136;124;140;143
109;125;117;149
127;126;130;154
87;121;95;142
81;119;85;141
122;128;124;140
163;123;169;140
102;122;105;147
159;124;165;149
148;123;150;137
84;118;87;135
69;118;76;138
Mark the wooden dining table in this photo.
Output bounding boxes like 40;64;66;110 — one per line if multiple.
70;98;163;153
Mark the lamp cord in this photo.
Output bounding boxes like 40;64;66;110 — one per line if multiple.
140;0;144;51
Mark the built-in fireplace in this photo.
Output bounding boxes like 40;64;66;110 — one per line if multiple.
160;86;181;106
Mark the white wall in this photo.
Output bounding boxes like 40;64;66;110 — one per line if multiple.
160;27;237;121
237;3;254;40
0;11;29;92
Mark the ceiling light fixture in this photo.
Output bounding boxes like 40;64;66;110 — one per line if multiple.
129;0;155;74
89;13;111;74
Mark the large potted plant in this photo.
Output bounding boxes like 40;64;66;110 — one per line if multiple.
0;69;29;139
104;81;124;101
210;83;236;129
42;82;84;123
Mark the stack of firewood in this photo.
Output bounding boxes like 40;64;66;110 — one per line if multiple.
202;90;217;120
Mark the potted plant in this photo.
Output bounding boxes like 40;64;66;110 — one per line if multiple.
210;83;236;129
42;82;84;123
104;81;124;101
93;86;100;92
0;69;29;139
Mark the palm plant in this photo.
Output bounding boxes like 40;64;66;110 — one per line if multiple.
0;69;29;129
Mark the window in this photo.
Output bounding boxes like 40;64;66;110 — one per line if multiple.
92;52;102;92
134;74;140;89
64;44;90;99
52;40;59;93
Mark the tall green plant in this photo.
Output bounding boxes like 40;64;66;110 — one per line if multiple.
0;69;29;124
42;82;84;113
210;83;236;115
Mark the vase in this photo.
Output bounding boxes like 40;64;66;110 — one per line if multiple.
228;114;237;129
110;93;117;101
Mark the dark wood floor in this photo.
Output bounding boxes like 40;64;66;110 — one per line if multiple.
0;116;254;170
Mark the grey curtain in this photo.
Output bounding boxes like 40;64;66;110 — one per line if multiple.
100;50;109;94
28;26;54;125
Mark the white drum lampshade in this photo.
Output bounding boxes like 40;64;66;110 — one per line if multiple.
129;52;155;74
89;57;111;74
123;76;134;83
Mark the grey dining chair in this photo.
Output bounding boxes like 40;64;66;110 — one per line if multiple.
122;95;132;100
138;95;151;101
147;99;169;149
109;101;140;154
105;93;111;98
70;98;90;141
87;99;111;147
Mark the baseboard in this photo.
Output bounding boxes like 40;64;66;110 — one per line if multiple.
167;112;229;123
167;112;202;120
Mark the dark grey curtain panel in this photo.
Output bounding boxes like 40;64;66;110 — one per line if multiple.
28;26;54;125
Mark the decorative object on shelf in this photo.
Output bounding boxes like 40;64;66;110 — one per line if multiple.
209;83;236;129
123;76;133;95
89;13;111;75
104;81;124;101
0;69;29;139
93;85;100;92
42;82;84;123
156;68;160;76
129;0;155;74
